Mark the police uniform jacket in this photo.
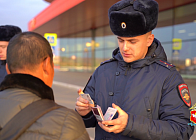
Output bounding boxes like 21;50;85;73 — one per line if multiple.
82;38;194;140
0;60;7;84
0;74;90;140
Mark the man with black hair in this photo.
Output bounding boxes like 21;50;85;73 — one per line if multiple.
0;32;90;140
0;25;22;83
75;0;194;139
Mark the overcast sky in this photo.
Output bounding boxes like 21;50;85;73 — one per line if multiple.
0;0;49;31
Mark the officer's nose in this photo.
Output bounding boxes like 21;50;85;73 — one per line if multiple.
123;41;129;52
0;48;2;53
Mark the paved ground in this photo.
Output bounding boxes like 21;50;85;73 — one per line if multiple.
52;70;196;140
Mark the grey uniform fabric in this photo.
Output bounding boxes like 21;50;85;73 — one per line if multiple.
82;38;194;140
0;74;90;140
0;60;7;84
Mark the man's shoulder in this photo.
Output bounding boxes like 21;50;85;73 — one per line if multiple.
48;106;84;122
100;58;117;66
154;59;175;70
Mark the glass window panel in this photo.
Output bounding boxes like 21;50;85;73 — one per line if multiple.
59;38;68;54
172;40;196;73
69;52;76;67
95;27;104;50
104;35;118;49
75;52;83;71
59;52;69;67
153;26;173;43
161;43;172;62
68;35;76;52
95;50;104;68
76;32;84;52
174;22;196;41
104;49;114;60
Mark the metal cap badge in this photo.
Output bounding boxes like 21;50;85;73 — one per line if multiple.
121;22;126;29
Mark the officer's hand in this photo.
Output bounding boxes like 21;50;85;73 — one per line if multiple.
75;89;94;116
98;103;128;134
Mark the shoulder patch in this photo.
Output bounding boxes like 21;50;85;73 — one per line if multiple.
177;84;191;107
155;60;174;69
100;58;116;66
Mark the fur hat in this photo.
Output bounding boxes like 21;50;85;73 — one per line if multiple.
108;0;159;37
0;25;22;41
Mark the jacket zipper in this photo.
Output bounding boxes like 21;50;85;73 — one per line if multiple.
125;65;131;76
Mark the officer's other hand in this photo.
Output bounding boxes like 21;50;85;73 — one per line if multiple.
98;103;128;134
75;89;94;116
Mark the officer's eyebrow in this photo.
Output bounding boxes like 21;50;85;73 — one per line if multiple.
117;37;139;42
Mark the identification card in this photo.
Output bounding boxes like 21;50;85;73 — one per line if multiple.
80;93;94;104
92;105;117;122
104;107;117;121
92;105;104;122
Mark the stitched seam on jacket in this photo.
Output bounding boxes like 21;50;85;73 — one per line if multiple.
59;109;69;139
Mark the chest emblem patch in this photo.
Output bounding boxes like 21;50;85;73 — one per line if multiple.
178;84;191;107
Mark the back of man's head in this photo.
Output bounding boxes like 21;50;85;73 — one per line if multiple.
7;32;53;73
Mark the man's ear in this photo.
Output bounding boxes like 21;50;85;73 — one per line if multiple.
147;33;154;47
42;57;51;75
5;63;11;74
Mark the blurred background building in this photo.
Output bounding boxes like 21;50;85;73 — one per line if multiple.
28;0;196;78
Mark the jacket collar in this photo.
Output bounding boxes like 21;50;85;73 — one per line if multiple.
0;60;6;65
0;74;54;100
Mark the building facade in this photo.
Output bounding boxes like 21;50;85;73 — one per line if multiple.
29;0;196;78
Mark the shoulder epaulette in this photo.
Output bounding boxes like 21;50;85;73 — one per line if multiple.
100;58;116;66
155;60;175;70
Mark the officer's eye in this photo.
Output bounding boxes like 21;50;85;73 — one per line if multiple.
118;39;124;43
130;41;136;44
0;45;7;48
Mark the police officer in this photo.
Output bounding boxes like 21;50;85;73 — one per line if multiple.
75;0;194;139
0;25;22;83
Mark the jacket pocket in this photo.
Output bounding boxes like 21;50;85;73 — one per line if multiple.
144;97;153;120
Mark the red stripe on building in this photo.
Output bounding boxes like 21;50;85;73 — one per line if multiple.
28;0;85;31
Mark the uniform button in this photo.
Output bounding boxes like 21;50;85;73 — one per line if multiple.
151;53;156;58
109;92;114;96
116;72;120;76
147;109;151;112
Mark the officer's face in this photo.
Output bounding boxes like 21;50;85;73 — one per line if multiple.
0;41;9;60
117;32;154;63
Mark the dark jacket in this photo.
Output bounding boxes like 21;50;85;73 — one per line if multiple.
0;60;7;84
0;74;90;140
82;38;194;140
